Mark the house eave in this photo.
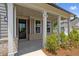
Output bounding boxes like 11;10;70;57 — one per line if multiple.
48;3;76;17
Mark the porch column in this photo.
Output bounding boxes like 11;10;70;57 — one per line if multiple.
13;6;18;54
58;16;61;34
14;6;16;40
7;3;14;56
43;11;48;48
68;17;71;35
58;16;61;43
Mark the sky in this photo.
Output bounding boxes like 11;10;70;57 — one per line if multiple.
56;3;79;17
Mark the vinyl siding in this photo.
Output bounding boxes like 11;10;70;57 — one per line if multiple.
0;3;8;39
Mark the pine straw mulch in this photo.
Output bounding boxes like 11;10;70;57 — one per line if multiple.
42;47;79;56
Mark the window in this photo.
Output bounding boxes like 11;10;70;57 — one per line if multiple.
47;20;51;33
35;20;41;33
61;27;64;32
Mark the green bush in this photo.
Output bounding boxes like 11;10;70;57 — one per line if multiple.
60;32;69;49
69;29;79;48
46;33;59;53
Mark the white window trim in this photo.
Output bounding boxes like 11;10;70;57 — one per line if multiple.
47;20;51;33
34;19;51;34
34;19;41;34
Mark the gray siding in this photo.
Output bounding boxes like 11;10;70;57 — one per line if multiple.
0;3;8;39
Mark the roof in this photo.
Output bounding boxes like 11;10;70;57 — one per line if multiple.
48;3;76;16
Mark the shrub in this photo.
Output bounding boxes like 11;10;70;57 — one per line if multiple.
69;29;79;48
60;32;69;49
46;33;59;53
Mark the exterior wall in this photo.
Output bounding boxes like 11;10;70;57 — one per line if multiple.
0;40;8;56
30;18;54;40
16;16;53;40
61;19;72;35
30;18;43;40
0;3;8;56
0;3;8;40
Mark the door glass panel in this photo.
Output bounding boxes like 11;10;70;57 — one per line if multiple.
19;19;26;39
20;23;26;32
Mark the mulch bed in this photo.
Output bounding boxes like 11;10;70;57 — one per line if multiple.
42;48;79;56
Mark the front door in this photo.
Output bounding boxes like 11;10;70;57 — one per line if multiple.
19;19;27;39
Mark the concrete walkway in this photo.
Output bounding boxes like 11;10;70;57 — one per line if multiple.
21;49;46;56
15;39;46;56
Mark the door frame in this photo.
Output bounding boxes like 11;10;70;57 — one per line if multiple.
16;16;29;40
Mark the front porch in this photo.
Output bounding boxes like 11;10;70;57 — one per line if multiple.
7;3;72;56
14;4;59;56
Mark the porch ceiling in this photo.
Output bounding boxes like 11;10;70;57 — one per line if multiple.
15;3;74;18
15;4;57;20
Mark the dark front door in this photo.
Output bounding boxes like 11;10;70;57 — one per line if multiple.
19;19;26;39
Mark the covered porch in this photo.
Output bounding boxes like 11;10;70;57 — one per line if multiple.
15;39;42;56
15;4;59;56
7;3;73;56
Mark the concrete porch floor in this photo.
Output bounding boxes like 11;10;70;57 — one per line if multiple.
21;49;46;56
15;39;46;56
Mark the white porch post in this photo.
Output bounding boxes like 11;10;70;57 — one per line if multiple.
68;17;71;35
7;3;14;56
14;6;16;39
58;16;61;34
13;6;18;54
43;11;47;48
58;16;61;43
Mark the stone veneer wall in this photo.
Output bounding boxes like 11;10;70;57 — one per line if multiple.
0;39;8;56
